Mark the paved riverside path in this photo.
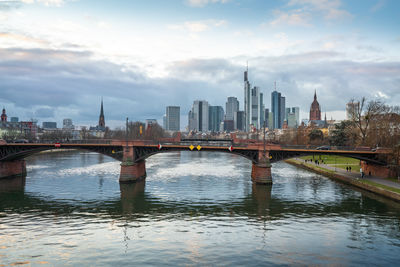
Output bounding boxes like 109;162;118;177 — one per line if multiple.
294;158;400;190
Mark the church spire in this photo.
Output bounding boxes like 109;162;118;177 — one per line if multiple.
100;97;104;117
314;89;317;101
98;98;105;128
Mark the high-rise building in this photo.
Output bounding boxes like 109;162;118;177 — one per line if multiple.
225;97;239;121
223;120;234;132
188;100;209;132
162;115;167;129
264;108;270;129
244;67;251;132
42;122;57;129
10;117;18;123
280;96;286;127
209;106;224;132
291;107;300;126
285;107;300;128
98;98;105;129
244;68;264;131
310;90;321;121
271;89;285;129
268;112;274;130
63;118;74;129
166;106;180;131
346;102;359;120
234;111;245;131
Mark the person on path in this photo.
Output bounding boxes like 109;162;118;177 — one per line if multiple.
346;166;348;172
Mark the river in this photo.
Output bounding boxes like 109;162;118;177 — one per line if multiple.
1;150;400;266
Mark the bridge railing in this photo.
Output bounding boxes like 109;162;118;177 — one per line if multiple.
32;139;114;144
279;145;376;151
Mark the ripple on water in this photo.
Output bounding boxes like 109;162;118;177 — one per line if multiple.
0;151;399;266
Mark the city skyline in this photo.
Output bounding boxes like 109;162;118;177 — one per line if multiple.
0;0;399;128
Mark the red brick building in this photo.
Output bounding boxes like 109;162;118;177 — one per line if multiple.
309;91;321;121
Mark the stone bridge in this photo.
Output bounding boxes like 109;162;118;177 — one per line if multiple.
0;138;389;185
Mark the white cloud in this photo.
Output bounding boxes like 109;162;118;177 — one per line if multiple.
287;0;352;20
269;9;311;27
186;0;229;8
375;91;389;99
20;0;64;6
168;19;227;33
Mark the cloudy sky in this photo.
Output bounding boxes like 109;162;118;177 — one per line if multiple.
1;0;399;129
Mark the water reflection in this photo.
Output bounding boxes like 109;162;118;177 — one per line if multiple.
1;151;400;266
0;175;25;193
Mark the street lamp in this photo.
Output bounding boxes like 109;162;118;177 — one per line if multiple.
125;117;129;147
263;119;266;158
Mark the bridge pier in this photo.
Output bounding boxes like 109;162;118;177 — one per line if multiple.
0;160;27;179
119;146;146;183
251;156;272;185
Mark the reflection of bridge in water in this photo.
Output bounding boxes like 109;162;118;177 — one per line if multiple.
0;137;389;185
1;176;399;223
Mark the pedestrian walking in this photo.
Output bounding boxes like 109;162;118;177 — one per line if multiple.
349;166;352;172
346;166;348;172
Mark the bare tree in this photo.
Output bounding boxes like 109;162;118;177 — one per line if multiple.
349;97;386;145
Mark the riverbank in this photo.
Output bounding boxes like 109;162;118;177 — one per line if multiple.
285;158;400;202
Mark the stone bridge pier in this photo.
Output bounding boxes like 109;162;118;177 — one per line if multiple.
119;145;146;183
0;160;27;179
251;150;272;185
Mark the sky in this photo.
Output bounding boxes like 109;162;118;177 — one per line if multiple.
0;0;399;129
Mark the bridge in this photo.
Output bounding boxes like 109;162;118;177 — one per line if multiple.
0;138;389;185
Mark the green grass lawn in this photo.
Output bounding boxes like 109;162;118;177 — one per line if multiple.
361;180;400;194
300;155;360;172
300;155;360;165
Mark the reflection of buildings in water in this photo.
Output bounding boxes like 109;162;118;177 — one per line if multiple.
0;175;26;193
97;153;105;164
119;181;146;214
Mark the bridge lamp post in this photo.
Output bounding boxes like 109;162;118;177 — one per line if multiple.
126;117;129;146
263;119;266;158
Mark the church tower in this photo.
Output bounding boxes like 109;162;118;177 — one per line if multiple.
1;107;7;122
98;98;105;129
309;90;321;121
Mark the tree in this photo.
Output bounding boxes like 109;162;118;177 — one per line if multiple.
329;120;355;147
308;129;323;145
349;97;386;145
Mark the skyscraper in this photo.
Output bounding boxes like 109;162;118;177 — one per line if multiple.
209;106;224;132
264;108;269;129
166;106;180;131
244;67;264;131
234;111;245;131
225;97;239;121
188;100;209;132
280;96;285;128
292;107;300;126
271;86;285;129
63;118;74;129
244;67;251;131
271;90;281;129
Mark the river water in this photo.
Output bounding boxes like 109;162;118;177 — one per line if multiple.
1;150;400;266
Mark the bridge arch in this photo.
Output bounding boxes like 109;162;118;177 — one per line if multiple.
131;146;259;164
